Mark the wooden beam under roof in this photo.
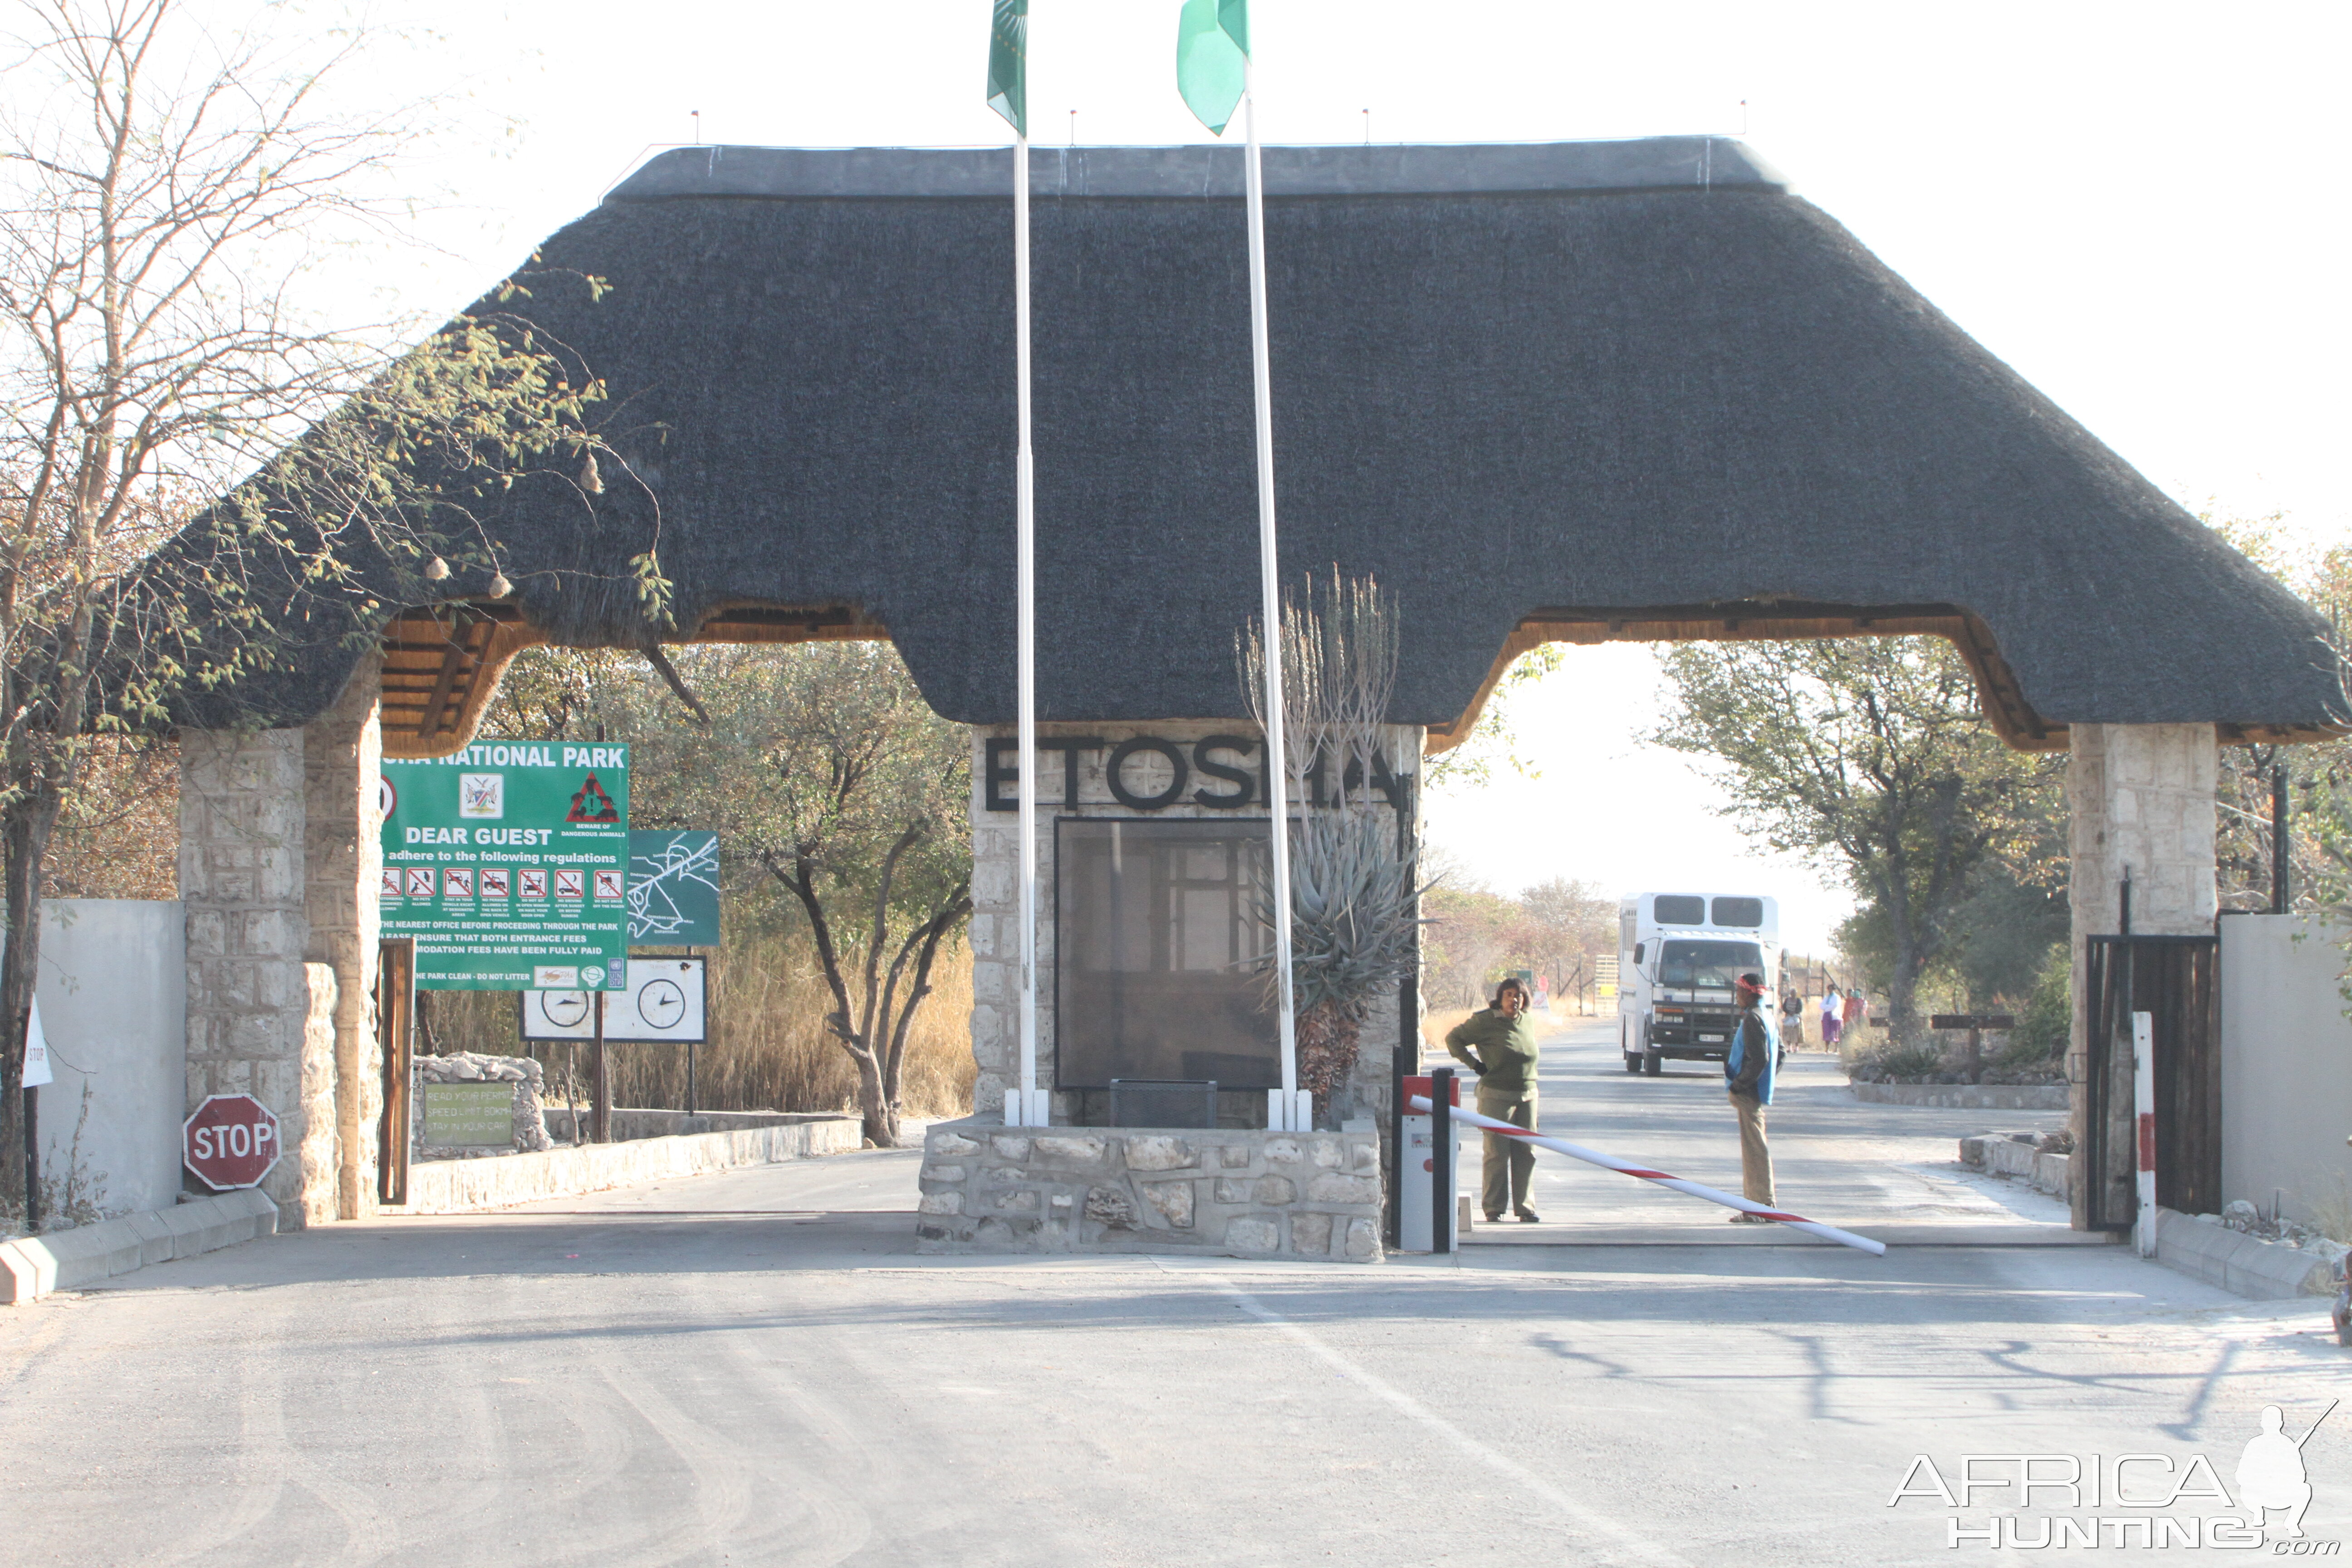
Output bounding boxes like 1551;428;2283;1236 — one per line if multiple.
375;599;890;759
1420;603;2342;758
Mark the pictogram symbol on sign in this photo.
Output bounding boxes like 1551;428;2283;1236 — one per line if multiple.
554;870;584;899
520;869;548;899
381;868;402;897
565;773;619;823
480;868;510;898
443;868;474;899
405;868;434;898
183;1094;282;1191
593;870;622;900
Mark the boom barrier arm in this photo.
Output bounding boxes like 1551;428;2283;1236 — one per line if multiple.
1407;1094;1887;1257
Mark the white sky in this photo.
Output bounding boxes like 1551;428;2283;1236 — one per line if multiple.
289;1;2351;949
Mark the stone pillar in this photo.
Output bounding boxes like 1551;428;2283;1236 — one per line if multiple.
180;728;335;1227
966;804;1019;1121
180;657;384;1230
304;657;383;1220
2067;723;2218;1228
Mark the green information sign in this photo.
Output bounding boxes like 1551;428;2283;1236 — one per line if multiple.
421;1081;516;1147
380;741;630;991
627;831;720;946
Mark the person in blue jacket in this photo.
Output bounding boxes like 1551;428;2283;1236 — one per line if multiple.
1724;972;1780;1222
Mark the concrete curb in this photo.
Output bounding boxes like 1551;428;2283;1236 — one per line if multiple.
2151;1207;2340;1300
391;1117;862;1215
1854;1082;2069;1110
0;1187;280;1305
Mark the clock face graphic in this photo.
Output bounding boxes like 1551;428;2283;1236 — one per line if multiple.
542;992;590;1028
637;979;687;1030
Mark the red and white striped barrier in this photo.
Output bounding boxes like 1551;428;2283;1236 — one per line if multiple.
1407;1094;1888;1256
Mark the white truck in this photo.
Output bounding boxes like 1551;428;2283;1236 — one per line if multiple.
1617;892;1782;1077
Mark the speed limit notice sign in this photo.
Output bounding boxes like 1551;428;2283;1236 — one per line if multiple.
183;1094;282;1191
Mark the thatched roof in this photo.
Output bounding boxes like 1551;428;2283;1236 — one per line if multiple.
176;137;2347;754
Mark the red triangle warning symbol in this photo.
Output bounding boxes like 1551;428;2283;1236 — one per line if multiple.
566;773;619;823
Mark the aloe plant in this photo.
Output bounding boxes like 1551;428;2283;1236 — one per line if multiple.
1239;572;1428;1121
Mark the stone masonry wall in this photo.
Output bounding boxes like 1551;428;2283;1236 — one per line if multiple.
305;658;383;1220
915;1121;1383;1261
969;720;1418;1128
181;657;384;1229
2066;723;2218;1229
180;728;337;1227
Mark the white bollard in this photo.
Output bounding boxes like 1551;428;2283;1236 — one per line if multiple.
2133;1010;2157;1258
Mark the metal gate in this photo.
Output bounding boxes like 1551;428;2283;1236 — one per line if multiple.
2081;935;2220;1230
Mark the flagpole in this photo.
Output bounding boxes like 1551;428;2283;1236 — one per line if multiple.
1013;130;1043;1130
1241;64;1302;1132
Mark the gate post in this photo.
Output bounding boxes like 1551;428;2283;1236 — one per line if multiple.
180;726;331;1226
304;654;384;1218
180;655;384;1229
2067;724;2218;1230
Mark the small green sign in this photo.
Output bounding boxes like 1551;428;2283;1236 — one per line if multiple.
380;741;630;991
627;831;720;946
421;1081;516;1147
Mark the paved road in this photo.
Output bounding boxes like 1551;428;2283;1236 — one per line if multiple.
2;1033;2344;1566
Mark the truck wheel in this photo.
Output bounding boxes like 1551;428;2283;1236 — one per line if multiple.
1623;1052;1641;1074
1643;1050;1663;1076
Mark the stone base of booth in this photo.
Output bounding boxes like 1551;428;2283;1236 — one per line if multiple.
914;1120;1383;1262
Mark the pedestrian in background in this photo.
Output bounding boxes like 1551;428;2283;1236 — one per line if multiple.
1725;972;1780;1222
1444;977;1542;1224
1819;983;1843;1049
1843;986;1866;1039
1781;984;1805;1048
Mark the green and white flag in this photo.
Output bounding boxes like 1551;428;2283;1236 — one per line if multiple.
988;0;1028;137
1176;0;1250;135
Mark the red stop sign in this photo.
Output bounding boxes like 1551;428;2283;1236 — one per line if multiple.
183;1094;282;1191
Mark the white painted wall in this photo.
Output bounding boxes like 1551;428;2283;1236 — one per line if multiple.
2220;913;2352;1227
25;900;187;1216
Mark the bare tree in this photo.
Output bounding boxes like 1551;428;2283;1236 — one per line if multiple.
0;0;638;1222
1654;637;2063;1046
644;645;972;1149
1517;876;1614;1004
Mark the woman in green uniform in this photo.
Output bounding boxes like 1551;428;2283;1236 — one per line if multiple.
1444;977;1542;1223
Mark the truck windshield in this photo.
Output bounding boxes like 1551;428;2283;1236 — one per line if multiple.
1657;940;1765;988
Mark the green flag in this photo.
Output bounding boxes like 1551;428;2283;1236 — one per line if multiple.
988;0;1028;137
1175;0;1249;136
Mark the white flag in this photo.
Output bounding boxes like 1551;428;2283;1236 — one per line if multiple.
21;995;51;1088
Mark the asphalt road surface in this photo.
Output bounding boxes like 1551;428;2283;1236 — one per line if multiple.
3;1018;2344;1566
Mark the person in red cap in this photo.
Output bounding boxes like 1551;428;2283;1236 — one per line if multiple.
1724;972;1780;1221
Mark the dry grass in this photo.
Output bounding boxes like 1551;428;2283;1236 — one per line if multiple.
1420;1007;1474;1068
2303;1174;2352;1246
421;928;975;1121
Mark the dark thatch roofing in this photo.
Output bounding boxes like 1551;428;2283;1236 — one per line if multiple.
181;137;2347;753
